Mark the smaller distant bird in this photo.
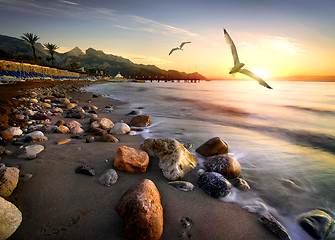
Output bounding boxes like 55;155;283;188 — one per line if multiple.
223;28;272;89
169;41;191;55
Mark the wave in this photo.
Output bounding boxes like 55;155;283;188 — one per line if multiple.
285;105;335;115
162;95;251;117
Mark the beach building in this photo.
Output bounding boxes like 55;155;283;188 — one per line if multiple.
114;72;124;79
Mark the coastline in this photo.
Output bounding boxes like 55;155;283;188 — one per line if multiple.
1;80;279;239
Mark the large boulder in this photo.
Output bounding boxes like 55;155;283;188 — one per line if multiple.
0;164;20;197
140;138;197;180
298;209;334;239
198;172;231;198
129;115;151;127
0;197;22;239
204;154;241;179
195;137;229;157
114;146;149;173
115;179;163;240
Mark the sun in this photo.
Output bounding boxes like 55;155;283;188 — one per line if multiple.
252;69;270;79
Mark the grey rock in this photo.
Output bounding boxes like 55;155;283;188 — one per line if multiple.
99;169;118;186
259;213;291;240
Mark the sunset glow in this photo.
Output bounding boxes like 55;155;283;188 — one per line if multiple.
0;0;334;80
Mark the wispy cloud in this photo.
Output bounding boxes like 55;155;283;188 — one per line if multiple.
112;25;132;31
241;41;256;48
262;36;306;55
0;0;197;37
62;1;79;6
130;55;172;65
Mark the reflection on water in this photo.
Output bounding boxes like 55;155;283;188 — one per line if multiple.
86;80;335;239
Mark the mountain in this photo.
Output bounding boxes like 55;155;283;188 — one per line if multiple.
0;34;206;79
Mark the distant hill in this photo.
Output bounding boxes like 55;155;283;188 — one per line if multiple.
0;34;206;79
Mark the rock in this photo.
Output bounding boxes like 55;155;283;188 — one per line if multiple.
67;120;82;130
86;128;106;136
90;114;99;122
168;181;194;192
280;179;304;191
204;154;241;179
24;144;44;159
230;177;251;191
31;113;51;121
198;172;231;198
115;179;163;240
0;146;5;155
0;164;20;197
259;213;291;240
56;139;71;145
75;165;96;176
114;146;149;173
41;102;51;108
99;169;118;186
65;111;85;119
70;126;84;135
0;197;22;239
25;131;48;142
29;98;38;103
57;125;70;134
126;109;142;116
140;138;197;180
51;107;63;113
55;120;66;126
59;98;70;104
129;115;151;127
298;209;334;239
66;103;77;109
98;118;114;130
110;122;131;135
90;121;100;128
97;134;119;143
86;136;95;143
195;137;229;157
1;127;23;140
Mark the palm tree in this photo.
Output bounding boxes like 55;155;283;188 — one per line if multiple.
21;33;40;61
43;43;59;65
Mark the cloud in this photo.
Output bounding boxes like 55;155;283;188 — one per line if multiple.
241;42;256;48
130;55;172;65
0;0;197;37
62;0;79;6
262;36;306;55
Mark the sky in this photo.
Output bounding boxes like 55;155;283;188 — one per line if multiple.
0;0;334;79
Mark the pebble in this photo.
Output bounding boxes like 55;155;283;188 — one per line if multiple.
75;165;96;176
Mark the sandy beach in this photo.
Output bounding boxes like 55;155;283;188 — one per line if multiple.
0;80;279;240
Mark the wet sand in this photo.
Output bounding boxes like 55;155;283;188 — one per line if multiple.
1;80;279;240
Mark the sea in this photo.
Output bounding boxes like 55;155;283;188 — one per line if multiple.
85;80;335;240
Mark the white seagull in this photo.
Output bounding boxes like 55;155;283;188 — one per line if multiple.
169;41;191;55
223;28;272;89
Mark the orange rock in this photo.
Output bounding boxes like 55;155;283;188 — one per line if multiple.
0;165;20;197
196;137;229;157
115;179;163;240
114;146;149;173
129;115;151;127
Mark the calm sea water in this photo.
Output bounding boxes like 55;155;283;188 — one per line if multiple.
85;80;335;239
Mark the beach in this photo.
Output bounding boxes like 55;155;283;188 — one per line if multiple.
0;80;280;240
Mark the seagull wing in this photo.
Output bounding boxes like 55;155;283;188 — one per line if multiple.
223;28;240;66
169;47;179;55
179;41;191;48
239;69;273;89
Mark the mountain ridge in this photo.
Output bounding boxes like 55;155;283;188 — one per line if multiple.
0;34;206;79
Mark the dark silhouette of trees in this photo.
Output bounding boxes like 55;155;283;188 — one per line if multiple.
21;33;40;61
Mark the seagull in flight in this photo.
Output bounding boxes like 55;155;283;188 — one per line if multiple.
169;41;191;55
223;28;272;89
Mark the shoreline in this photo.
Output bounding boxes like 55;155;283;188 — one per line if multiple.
1;80;279;239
